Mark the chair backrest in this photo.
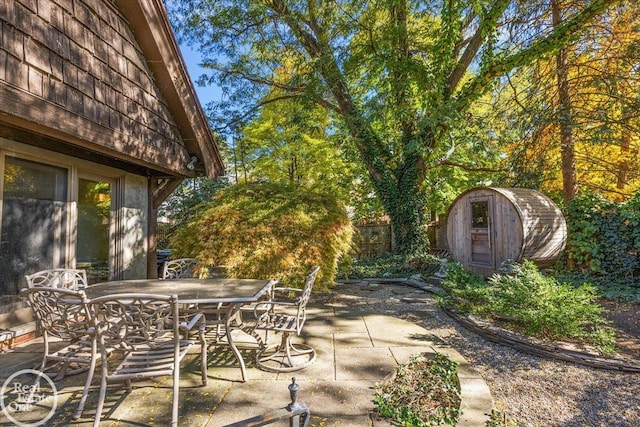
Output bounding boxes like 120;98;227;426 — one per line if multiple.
299;266;320;309
21;286;91;341
161;258;198;279
88;293;179;352
295;266;320;333
25;269;88;290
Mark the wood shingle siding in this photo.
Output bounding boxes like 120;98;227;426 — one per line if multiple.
0;0;195;176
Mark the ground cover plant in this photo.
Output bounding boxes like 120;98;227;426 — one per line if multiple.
440;261;616;355
374;353;461;426
338;252;441;280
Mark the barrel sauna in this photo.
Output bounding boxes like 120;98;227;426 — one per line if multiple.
445;188;567;275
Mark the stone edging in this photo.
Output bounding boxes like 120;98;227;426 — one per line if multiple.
341;277;640;373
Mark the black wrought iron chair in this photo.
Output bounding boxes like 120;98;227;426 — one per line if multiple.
80;293;207;426
25;268;88;290
253;267;320;372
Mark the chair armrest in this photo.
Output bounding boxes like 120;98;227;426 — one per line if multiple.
252;300;298;320
273;287;303;293
180;312;206;333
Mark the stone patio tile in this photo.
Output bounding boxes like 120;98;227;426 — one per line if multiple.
388;346;437;365
364;315;439;347
270;346;335;383
304;315;368;334
458;378;494;427
333;332;372;349
335;347;396;381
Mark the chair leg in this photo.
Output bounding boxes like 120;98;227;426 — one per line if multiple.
256;332;316;373
92;365;109;427
172;363;179;426
73;342;98;420
201;342;208;386
225;325;248;382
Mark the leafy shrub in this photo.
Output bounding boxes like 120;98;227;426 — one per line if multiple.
556;270;640;303
168;182;353;287
566;191;640;288
439;262;493;315
374;353;461;426
441;261;616;355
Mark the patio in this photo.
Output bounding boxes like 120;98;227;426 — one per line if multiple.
0;282;492;426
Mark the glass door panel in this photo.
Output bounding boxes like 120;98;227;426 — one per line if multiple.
470;199;493;266
77;178;111;284
0;157;68;296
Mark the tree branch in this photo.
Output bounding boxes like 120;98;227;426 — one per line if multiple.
437;160;506;173
217;94;307;131
453;0;618;113
448;0;511;92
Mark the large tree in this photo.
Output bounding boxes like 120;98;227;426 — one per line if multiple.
168;0;618;254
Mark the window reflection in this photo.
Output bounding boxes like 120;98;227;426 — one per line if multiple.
471;201;489;229
77;179;111;284
0;157;68;296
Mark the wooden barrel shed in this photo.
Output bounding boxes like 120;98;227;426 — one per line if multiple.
445;187;567;275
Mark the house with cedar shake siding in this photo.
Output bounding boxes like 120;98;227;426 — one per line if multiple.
0;0;224;345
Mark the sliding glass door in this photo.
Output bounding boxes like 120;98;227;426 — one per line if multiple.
0;157;68;296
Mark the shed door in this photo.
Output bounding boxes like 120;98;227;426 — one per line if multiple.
470;197;494;269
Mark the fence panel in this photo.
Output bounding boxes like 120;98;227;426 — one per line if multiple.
355;222;392;258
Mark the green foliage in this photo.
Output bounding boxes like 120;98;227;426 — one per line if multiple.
374;353;461;427
555;270;640;303
338;253;440;280
441;261;616;355
566;191;640;288
485;410;518;427
159;177;230;248
168;182;353;287
167;0;611;256
440;262;493;314
237;96;362;201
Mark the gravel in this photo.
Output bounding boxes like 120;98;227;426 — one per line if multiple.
323;282;640;427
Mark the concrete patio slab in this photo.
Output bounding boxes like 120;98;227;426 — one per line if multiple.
0;286;493;427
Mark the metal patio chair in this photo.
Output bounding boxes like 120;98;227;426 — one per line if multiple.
253;267;320;372
161;258;199;279
81;293;207;426
20;285;99;421
25;268;88;290
162;258;231;345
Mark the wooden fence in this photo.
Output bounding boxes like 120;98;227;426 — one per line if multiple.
354;217;448;258
354;222;393;258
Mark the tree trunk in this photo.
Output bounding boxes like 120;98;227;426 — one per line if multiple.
370;154;429;255
617;109;630;192
552;0;578;204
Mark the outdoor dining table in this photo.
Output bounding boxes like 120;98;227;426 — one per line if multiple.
85;277;278;382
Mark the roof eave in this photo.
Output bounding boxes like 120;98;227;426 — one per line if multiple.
115;0;225;179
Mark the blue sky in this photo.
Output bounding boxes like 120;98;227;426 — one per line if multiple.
179;43;222;108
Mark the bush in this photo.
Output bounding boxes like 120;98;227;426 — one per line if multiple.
566;191;640;287
168;182;353;287
441;261;616;355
